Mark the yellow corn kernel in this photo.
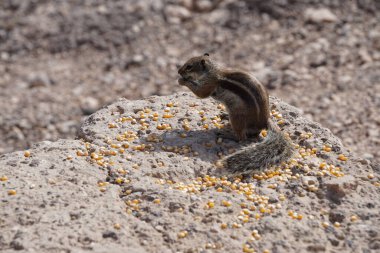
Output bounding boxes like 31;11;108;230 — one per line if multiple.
182;124;191;131
163;113;174;118
242;244;255;253
323;145;332;152
0;176;8;181
114;223;121;229
322;222;329;228
98;181;107;187
333;222;341;228
24;151;31;157
207;201;215;208
217;104;225;110
220;223;228;229
367;173;375;179
115;178;123;184
157;124;165;130
350;215;358;222
8;189;17;195
153;199;161;204
338;154;348;161
222;200;231;207
177;231;188;239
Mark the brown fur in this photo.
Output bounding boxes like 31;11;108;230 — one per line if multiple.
178;54;294;173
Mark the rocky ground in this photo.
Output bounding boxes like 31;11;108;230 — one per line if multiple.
1;93;379;253
0;0;379;165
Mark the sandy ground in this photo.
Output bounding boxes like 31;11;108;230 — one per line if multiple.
0;0;379;165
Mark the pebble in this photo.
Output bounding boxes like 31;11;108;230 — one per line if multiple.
27;73;53;88
80;97;100;115
165;5;191;24
304;8;338;23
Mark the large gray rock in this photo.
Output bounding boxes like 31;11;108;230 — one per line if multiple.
1;93;379;253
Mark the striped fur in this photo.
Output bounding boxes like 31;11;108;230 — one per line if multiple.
222;121;294;174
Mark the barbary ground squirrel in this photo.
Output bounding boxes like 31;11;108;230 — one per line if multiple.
178;53;294;174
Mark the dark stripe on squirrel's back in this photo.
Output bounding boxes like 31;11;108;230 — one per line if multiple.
224;72;266;107
219;80;256;107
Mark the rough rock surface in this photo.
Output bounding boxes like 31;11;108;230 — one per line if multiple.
1;93;379;253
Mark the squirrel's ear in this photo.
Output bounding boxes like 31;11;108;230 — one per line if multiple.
204;53;209;57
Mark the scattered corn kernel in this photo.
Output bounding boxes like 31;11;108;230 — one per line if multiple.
221;223;228;229
222;200;232;207
323;145;332;152
178;231;188;239
338;154;348;161
114;223;121;229
8;190;17;195
0;176;8;181
115;178;124;184
207;201;215;208
108;123;117;128
243;244;255;253
367;173;375;179
350;215;358;222
322;222;329;228
24;151;31;157
333;222;341;228
153;199;161;204
163;113;174;118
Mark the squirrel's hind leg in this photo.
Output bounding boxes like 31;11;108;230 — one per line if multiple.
229;114;247;141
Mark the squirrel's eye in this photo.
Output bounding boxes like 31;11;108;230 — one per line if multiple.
186;65;193;71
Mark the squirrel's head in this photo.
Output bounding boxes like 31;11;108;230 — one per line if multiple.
178;53;216;85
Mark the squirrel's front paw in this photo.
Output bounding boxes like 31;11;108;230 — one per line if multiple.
178;77;187;86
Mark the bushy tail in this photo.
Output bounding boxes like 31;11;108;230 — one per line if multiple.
222;122;294;175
